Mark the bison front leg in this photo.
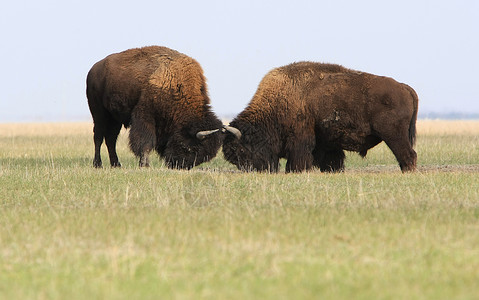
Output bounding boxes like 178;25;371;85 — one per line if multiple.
129;113;156;168
313;148;345;173
285;137;315;173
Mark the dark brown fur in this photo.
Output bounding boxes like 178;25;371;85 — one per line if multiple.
87;46;223;168
223;62;418;173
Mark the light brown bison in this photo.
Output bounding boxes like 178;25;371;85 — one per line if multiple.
223;62;418;173
86;46;223;169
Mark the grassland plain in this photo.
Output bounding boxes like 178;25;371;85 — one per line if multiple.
0;120;479;299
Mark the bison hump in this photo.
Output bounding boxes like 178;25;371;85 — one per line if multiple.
148;55;204;100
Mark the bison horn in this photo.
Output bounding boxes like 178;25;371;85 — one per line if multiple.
196;129;220;140
223;125;242;139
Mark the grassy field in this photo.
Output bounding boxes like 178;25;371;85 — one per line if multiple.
1;120;479;299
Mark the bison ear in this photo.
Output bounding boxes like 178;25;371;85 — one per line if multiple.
196;129;220;140
222;125;242;139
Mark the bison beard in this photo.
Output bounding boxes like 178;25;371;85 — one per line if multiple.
223;62;418;173
86;46;223;169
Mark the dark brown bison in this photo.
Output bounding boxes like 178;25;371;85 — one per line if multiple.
86;46;223;169
223;62;418;173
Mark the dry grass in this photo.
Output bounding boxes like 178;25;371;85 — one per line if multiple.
0;122;92;137
2;119;479;136
417;120;479;135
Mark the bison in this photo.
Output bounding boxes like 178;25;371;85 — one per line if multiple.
223;62;418;173
86;46;223;169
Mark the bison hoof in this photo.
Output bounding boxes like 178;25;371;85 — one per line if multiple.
93;160;102;168
400;165;416;172
139;162;150;168
111;162;122;168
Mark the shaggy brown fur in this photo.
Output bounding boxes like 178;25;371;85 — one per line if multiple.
223;62;418;173
87;46;223;169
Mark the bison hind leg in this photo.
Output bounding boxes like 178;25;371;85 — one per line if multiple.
93;132;103;168
381;131;417;172
92;119;106;168
105;120;123;167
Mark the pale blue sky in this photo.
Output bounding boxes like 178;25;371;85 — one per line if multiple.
0;0;478;122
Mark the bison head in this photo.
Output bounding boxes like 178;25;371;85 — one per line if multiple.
162;117;224;169
222;121;279;172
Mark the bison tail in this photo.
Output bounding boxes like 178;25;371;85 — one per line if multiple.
407;85;419;147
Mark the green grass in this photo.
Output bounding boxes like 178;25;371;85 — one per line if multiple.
1;122;479;299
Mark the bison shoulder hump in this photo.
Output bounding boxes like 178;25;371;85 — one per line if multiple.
148;55;204;92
